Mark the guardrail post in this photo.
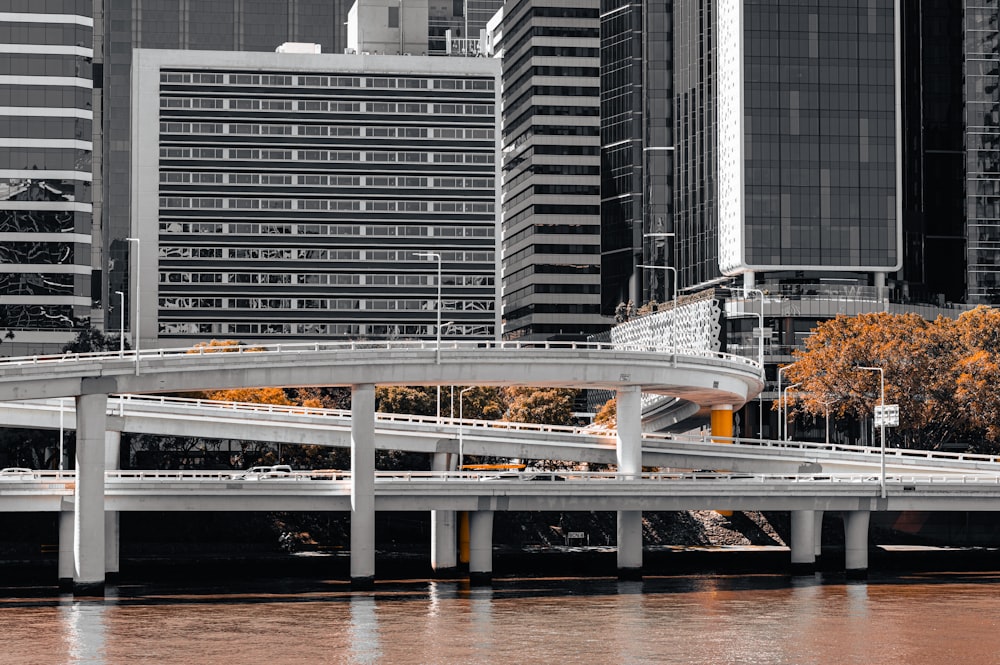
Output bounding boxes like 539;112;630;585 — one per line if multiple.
616;385;642;579
74;392;107;595
351;383;376;590
469;510;494;586
843;510;870;579
431;452;458;575
790;509;817;575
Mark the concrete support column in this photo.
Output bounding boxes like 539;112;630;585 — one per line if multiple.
710;404;734;443
616;386;642;579
58;508;74;590
350;383;376;590
74;392;108;594
813;510;824;562
459;510;470;566
843;510;871;579
430;452;457;575
468;510;494;586
711;405;736;516
790;509;817;575
104;431;121;578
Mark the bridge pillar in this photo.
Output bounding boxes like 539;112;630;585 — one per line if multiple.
616;386;642;579
843;510;871;579
105;431;121;579
431;452;457;575
711;405;736;516
814;510;824;563
351;383;376;590
58;508;74;590
469;510;494;586
74;392;107;594
790;510;817;575
710;404;734;442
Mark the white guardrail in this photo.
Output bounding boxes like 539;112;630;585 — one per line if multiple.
19;393;1000;468
4;469;1000;486
0;339;761;372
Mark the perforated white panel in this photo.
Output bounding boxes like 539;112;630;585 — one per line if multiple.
609;297;722;355
717;0;746;275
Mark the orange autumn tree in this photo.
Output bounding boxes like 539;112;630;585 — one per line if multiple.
780;312;964;449
953;307;1000;444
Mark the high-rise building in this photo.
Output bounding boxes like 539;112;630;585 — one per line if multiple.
100;0;352;350
497;0;608;341
673;0;902;294
130;49;501;348
428;0;504;56
599;0;673;314
961;1;1000;305
899;1;965;305
0;1;95;355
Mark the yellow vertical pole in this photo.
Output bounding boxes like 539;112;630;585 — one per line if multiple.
710;404;734;442
711;404;735;516
458;511;470;566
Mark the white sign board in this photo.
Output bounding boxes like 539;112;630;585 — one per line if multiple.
874;404;899;427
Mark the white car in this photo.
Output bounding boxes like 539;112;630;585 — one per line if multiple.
234;465;295;480
0;467;37;481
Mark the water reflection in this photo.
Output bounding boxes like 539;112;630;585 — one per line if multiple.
468;586;494;656
2;573;999;664
62;599;106;664
349;594;380;665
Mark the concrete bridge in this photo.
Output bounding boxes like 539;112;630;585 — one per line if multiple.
0;341;762;592
6;395;1000;476
6;468;1000;585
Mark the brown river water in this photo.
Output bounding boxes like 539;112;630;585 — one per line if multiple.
3;572;1000;665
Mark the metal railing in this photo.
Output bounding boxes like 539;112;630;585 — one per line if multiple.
0;339;761;374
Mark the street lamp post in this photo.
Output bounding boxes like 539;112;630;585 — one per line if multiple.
818;398;834;445
458;386;473;471
414;251;442;360
636;264;678;353
776;364;793;442
745;288;765;439
856;365;886;499
782;382;800;442
415;251;443;418
125;237;141;357
641;231;677;353
115;290;125;357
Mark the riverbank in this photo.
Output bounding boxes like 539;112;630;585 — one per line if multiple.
3;543;1000;591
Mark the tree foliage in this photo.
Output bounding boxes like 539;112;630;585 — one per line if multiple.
62;327;128;354
376;386;436;417
503;387;578;425
593;398;616;428
782;307;1000;451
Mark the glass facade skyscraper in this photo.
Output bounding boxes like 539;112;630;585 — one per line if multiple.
600;0;673;313
965;0;1000;304
713;0;901;283
0;1;94;353
900;1;965;304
